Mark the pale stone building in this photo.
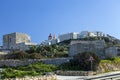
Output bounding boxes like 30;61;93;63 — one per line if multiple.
3;32;36;50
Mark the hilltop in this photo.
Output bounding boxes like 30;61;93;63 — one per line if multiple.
1;31;120;59
1;32;120;79
41;31;120;50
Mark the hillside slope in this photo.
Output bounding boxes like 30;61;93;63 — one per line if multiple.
97;57;120;74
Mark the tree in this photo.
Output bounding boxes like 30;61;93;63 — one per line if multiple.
70;52;100;71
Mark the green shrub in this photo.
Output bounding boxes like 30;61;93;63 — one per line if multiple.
59;52;100;71
4;51;29;59
2;62;57;78
29;53;43;59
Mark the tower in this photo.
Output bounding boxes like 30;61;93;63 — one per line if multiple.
48;33;52;40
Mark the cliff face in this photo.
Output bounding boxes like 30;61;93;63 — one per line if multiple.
96;59;120;74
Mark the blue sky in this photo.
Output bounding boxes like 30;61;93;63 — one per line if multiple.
0;0;120;45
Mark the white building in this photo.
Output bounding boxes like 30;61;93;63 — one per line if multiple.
78;31;89;38
78;31;99;38
41;31;106;46
41;33;60;46
58;32;78;42
93;31;104;37
41;40;52;46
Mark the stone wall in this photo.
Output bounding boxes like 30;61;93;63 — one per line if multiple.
55;70;94;76
43;57;72;65
69;40;106;57
0;57;72;67
5;75;57;80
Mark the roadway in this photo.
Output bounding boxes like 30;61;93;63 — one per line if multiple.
57;71;120;80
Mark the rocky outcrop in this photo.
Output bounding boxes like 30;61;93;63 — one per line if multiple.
96;61;120;74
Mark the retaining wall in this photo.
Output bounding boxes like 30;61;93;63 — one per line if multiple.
0;57;72;67
55;70;94;76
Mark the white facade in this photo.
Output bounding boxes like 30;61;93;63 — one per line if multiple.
42;33;60;46
42;40;51;46
78;31;99;38
78;31;89;38
93;31;104;37
58;32;78;42
42;31;106;46
42;39;59;46
88;32;97;37
78;31;104;39
42;32;78;46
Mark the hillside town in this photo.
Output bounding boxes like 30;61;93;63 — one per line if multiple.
0;31;120;58
0;31;120;79
1;0;120;79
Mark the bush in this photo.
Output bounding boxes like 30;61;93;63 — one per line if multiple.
54;52;68;57
4;51;29;59
59;52;100;71
29;53;43;59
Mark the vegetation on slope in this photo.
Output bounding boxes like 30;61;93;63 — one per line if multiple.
2;53;120;78
3;35;120;60
59;52;100;71
99;57;120;72
2;62;57;78
58;55;120;73
2;36;120;78
3;44;69;59
27;44;69;58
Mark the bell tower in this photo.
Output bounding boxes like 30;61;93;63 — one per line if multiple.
48;33;52;40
